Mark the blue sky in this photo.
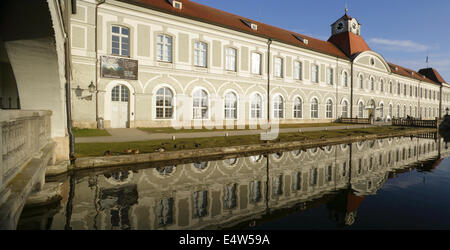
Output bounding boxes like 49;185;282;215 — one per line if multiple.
192;0;450;82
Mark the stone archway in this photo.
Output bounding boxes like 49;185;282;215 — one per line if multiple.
367;99;376;123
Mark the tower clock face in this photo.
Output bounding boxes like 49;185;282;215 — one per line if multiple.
336;21;344;32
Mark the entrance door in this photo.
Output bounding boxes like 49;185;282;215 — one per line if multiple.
111;85;130;128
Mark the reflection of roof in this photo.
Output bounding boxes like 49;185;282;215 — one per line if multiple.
431;158;443;170
346;193;365;212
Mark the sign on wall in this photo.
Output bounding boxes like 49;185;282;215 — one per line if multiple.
100;56;138;80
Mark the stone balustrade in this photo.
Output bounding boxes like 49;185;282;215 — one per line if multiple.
0;110;52;191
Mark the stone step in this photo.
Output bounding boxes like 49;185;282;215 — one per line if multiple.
46;160;70;177
24;182;63;208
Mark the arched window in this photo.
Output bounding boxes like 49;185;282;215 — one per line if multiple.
397;105;400;117
311;98;318;118
294;97;303;118
358;102;364;118
111;25;130;56
193;89;208;119
403;105;407;118
389;104;393;117
312;64;319;83
389;81;393;93
273;95;284;119
342;71;348;87
156;87;173;119
342;100;348;118
111;85;129;102
326;99;333;118
380;79;384;92
359;75;364;89
224;92;237;119
379;103;384;118
370;77;375;90
251;93;262;119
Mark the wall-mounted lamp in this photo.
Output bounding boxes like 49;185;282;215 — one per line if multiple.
88;81;96;93
75;85;83;97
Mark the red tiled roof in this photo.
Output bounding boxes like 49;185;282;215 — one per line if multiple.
418;68;447;84
328;31;371;57
119;0;348;59
388;63;439;85
117;0;443;86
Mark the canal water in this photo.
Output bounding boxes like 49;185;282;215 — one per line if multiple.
17;135;450;230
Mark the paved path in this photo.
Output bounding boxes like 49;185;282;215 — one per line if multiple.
75;124;377;143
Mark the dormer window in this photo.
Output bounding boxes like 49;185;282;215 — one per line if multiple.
293;34;308;45
241;19;258;31
168;0;182;9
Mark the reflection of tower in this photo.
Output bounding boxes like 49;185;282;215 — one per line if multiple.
327;189;365;228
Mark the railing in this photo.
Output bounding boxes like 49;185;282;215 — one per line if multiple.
0;110;52;191
391;117;438;128
339;118;371;124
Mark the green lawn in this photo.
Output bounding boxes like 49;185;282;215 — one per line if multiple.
75;126;415;158
73;128;111;137
137;122;353;134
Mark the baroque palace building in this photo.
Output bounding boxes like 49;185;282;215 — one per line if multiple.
69;0;450;128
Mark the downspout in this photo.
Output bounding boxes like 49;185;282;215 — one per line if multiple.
95;0;106;128
418;81;421;118
57;0;75;163
335;57;339;120
439;84;443;120
350;60;354;118
267;38;272;125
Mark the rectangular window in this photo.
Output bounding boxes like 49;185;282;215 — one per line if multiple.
312;64;319;83
326;68;333;85
294;61;302;80
157;34;172;62
251;52;261;75
225;48;237;71
194;41;207;67
111;26;129;56
274;57;283;77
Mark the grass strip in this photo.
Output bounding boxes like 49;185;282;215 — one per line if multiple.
75;126;415;158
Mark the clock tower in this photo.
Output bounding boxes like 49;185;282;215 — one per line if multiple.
331;11;361;36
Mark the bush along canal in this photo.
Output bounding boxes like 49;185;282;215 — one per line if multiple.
16;132;450;229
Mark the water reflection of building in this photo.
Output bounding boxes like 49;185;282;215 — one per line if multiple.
59;137;450;229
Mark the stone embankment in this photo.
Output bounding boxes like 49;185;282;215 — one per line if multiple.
73;128;436;171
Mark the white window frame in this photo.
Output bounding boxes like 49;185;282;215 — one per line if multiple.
225;47;237;71
327;68;333;85
157;34;173;62
194;41;208;67
294;61;302;80
342;71;348;87
250;93;263;119
251;52;262;75
312;64;319;83
111;25;130;57
273;95;284;119
311;98;319;118
155;87;174;119
192;88;209;119
224;91;238;120
274;57;283;78
326;99;333;118
293;97;303;118
341;100;348;118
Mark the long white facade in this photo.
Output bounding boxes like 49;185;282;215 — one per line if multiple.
69;0;449;129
